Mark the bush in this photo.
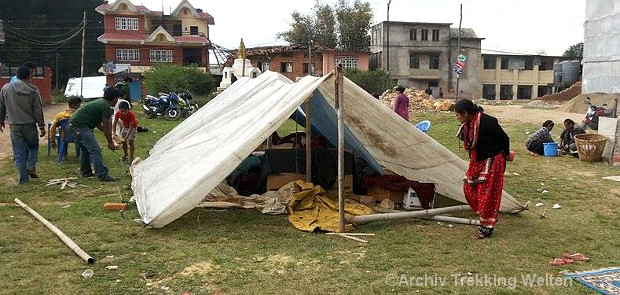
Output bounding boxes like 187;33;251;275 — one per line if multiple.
143;64;215;96
52;89;69;103
344;68;396;98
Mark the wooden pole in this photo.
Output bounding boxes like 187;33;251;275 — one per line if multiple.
305;97;312;183
80;12;86;98
335;65;345;233
386;0;391;72
455;4;462;100
55;51;59;90
347;205;472;224
612;98;618;118
14;198;95;264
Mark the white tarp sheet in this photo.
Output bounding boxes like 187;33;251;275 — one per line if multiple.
64;76;106;99
132;71;524;228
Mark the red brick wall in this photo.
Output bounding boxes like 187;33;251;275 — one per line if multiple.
261;51;323;81
104;14;146;35
0;67;52;105
105;44;184;66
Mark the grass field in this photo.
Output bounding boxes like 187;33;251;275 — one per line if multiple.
0;106;618;295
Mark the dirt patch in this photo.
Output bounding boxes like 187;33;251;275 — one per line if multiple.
179;261;214;277
0;104;66;159
558;93;620;114
483;105;582;126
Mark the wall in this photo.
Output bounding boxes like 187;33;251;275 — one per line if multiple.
104;14;146;35
322;51;370;73
104;44;184;66
0;67;52;104
255;51;323;81
583;0;620;93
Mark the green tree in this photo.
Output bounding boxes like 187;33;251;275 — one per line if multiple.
344;68;396;97
335;0;373;51
277;11;314;47
278;0;372;50
144;64;214;96
563;42;583;59
313;2;337;49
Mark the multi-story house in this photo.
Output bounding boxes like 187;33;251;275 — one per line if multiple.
96;0;214;99
0;20;5;44
370;21;483;98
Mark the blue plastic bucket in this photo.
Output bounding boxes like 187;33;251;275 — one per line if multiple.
543;143;559;157
415;120;431;134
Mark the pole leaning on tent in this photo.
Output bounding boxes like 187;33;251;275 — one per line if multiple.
335;64;345;233
305;96;312;182
347;205;472;224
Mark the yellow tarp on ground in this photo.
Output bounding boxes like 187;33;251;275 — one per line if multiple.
287;180;374;232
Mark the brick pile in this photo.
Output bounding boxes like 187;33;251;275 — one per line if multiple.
380;88;454;113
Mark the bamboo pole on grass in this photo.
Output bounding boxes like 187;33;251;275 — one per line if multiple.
335;65;345;233
347;205;472;224
373;208;480;225
14;198;95;264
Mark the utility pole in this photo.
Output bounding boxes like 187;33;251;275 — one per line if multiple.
80;11;86;98
55;51;59;90
455;4;462;100
386;0;392;72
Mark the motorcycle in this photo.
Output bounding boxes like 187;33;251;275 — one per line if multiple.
581;97;613;130
142;92;181;121
173;91;199;118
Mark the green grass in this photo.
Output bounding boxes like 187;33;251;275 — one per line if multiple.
0;107;618;294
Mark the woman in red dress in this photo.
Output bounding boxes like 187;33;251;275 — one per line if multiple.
454;99;510;239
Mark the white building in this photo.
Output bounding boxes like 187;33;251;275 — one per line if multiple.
582;0;620;93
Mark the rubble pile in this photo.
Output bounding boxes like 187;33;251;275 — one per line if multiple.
380;88;454;113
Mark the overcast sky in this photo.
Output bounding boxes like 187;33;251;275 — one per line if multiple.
144;0;585;56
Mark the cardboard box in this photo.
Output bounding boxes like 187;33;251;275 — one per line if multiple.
267;173;305;190
367;186;405;204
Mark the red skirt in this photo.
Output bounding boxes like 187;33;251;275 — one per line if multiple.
463;153;506;228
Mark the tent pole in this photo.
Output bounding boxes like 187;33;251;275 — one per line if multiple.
335;65;345;233
305;96;312;183
347;205;472;224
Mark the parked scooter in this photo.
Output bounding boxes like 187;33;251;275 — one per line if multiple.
173;91;199;118
142;92;181;121
581;97;613;130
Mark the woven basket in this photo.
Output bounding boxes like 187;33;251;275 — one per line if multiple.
574;134;607;162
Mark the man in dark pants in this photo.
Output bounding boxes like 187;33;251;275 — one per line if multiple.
69;87;120;181
0;66;46;184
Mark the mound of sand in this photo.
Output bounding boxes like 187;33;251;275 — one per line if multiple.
558;93;620;114
539;82;581;102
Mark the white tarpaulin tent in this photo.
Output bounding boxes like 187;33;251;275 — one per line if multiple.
132;71;524;228
64;76;106;99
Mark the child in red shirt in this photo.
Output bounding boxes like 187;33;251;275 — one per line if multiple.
112;101;138;161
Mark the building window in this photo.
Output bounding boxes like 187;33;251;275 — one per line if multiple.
303;63;315;74
150;50;173;62
410;29;417;41
115;17;139;30
500;85;512;100
190;26;199;36
432;29;439;41
334;56;358;69
116;49;140;62
429;53;440;69
421;29;429;41
483;56;496;69
500;57;508;69
280;62;293;73
483;84;496;99
517;85;533;99
409;53;419;69
538;86;548;97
